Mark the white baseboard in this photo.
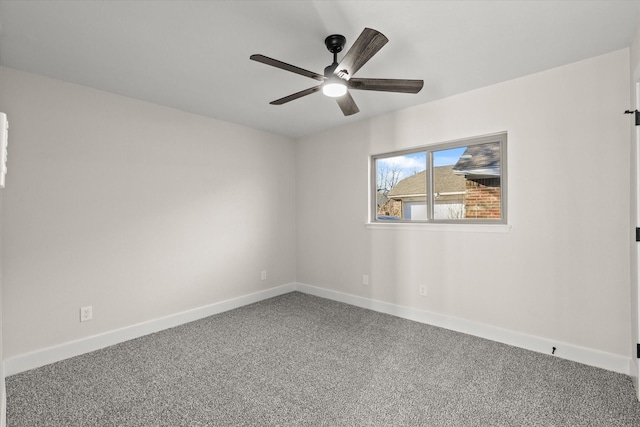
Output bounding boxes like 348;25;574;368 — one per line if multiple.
295;283;632;375
4;281;631;377
3;283;297;376
631;359;640;400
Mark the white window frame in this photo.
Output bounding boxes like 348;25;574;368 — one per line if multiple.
370;132;508;225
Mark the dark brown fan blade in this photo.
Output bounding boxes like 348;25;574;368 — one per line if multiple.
335;28;388;80
270;85;323;105
335;91;359;116
348;78;424;94
250;54;325;81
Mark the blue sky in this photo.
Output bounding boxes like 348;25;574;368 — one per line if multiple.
377;146;467;182
434;147;466;167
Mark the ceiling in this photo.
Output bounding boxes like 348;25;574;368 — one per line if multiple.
1;1;639;139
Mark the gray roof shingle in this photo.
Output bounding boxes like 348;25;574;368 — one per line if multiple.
453;142;500;177
387;166;466;197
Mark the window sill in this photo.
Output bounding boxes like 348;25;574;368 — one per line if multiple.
365;222;511;233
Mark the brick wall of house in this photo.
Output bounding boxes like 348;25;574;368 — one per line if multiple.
464;178;501;219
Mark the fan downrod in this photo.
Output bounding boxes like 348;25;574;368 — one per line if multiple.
324;34;346;77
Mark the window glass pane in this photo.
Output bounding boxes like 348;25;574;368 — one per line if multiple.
375;152;427;220
433;141;501;220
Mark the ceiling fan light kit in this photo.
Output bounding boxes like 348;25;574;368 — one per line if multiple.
250;28;423;116
322;78;347;97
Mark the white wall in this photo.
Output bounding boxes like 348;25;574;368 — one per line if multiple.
297;49;631;360
0;67;297;360
0;65;6;427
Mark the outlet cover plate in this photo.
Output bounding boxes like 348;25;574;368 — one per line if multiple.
80;306;93;322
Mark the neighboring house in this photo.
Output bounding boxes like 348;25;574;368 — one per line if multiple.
379;142;501;220
381;166;466;220
452;142;501;219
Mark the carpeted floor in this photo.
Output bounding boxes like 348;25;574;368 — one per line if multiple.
6;291;640;426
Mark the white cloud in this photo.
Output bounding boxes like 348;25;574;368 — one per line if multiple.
378;155;425;170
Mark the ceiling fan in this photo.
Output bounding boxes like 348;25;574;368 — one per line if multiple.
250;28;424;116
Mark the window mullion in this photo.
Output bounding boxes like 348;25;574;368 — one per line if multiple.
426;150;434;221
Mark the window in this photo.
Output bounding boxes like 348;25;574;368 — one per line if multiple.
372;133;506;224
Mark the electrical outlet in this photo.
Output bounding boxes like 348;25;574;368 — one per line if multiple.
80;306;92;322
419;284;427;297
261;270;267;280
362;274;369;286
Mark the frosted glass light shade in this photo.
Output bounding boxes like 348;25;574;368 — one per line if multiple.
322;80;347;97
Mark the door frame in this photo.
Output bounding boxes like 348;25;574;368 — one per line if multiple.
631;81;640;401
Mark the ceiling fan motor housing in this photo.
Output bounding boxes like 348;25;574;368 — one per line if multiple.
324;64;339;77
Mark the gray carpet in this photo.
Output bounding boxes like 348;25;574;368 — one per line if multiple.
6;291;640;426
